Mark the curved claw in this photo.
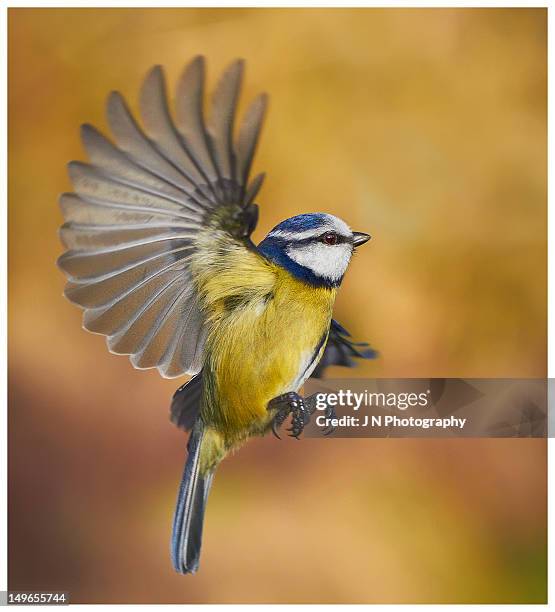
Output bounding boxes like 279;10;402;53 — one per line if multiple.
322;426;335;437
272;421;282;440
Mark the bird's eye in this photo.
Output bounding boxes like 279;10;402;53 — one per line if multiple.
321;232;338;245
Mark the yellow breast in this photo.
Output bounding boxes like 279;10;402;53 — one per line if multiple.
201;267;336;441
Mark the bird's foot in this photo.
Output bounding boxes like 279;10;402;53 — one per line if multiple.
268;392;309;439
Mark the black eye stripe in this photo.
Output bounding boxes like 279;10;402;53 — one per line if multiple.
292;235;350;245
270;233;351;247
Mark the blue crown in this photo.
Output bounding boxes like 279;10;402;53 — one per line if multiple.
265;213;331;234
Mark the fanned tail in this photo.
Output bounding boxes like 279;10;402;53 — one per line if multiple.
171;421;214;574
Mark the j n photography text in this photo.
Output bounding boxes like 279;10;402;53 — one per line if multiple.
315;414;467;430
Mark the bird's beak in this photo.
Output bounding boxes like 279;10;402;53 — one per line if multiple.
353;232;371;247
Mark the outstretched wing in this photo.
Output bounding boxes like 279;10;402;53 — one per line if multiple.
57;57;272;378
311;320;377;378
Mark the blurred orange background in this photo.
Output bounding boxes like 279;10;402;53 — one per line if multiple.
8;7;546;603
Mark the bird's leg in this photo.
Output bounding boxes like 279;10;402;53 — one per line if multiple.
267;392;309;439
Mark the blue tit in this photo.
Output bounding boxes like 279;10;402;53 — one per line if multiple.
57;57;376;575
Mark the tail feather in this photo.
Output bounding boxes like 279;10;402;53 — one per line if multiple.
171;421;214;574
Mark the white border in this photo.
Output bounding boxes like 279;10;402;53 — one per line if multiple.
2;2;551;610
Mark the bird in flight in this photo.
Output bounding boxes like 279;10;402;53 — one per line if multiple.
57;57;376;575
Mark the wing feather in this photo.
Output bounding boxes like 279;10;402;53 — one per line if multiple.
209;60;243;184
130;285;194;369
59;193;195;228
311;320;378;378
107;91;202;197
235;94;268;189
82;270;181;335
175;57;220;187
60;224;196;250
244;173;266;206
58;57;271;378
64;253;189;310
80;124;193;206
140;66;212;191
163;305;206;378
106;275;185;354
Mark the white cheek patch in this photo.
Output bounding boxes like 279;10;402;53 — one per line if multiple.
286;242;352;282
